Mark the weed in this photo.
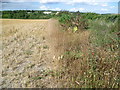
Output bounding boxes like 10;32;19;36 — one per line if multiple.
32;76;43;80
24;50;32;55
42;36;45;40
43;45;49;49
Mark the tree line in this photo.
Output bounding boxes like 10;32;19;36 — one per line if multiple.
1;10;119;22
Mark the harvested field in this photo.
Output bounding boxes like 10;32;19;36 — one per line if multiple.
1;19;60;88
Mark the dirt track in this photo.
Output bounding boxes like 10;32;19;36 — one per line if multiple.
1;19;60;88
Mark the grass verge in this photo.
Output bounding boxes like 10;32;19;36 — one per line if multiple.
50;18;119;88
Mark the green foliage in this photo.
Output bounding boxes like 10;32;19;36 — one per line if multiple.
64;51;83;59
1;10;119;23
59;14;71;24
24;49;32;55
32;76;43;80
58;12;88;32
43;45;49;49
2;10;53;19
89;19;119;48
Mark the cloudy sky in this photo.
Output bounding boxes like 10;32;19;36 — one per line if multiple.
1;0;119;14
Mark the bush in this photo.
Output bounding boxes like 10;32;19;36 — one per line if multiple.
58;13;88;32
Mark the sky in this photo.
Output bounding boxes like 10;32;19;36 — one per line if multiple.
1;0;120;14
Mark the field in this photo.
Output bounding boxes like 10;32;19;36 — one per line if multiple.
1;17;119;88
1;19;62;87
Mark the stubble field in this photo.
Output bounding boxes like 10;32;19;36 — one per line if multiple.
1;19;60;88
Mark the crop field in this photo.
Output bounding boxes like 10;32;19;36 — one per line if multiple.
1;19;62;87
1;12;119;88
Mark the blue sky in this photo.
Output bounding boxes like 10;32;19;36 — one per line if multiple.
1;0;119;14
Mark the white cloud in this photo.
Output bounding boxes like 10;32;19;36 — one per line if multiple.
39;5;61;11
87;2;109;7
50;7;61;11
66;2;74;6
85;2;99;6
70;8;85;12
79;8;85;11
66;1;98;6
40;5;49;10
2;0;119;2
2;0;34;2
70;8;77;11
101;8;108;11
110;6;116;8
39;0;64;3
54;8;61;11
91;2;99;5
67;0;119;3
101;3;108;7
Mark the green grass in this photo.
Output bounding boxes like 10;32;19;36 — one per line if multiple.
88;19;119;48
43;45;49;49
24;49;33;55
